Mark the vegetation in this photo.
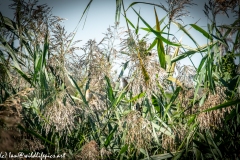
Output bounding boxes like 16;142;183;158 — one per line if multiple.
0;0;239;159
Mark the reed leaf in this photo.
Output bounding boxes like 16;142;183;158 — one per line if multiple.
124;15;135;29
69;75;88;105
190;24;213;40
132;8;180;47
18;125;54;145
173;21;200;49
115;0;122;23
104;124;118;147
168;39;181;75
127;2;166;11
154;7;166;69
127;92;145;103
203;99;240;112
105;75;115;104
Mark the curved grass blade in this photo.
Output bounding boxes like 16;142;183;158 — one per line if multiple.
142;15;168;40
126;2;166;11
119;61;129;78
18;125;54;145
105;76;115;104
65;0;92;53
171;42;217;63
147;38;157;51
151;121;173;138
137;51;150;83
132;8;180;47
115;0;122;23
173;21;200;48
168;39;181;75
211;34;228;46
69;75;88;105
154;7;166;69
127;92;145;103
117;145;128;158
203;99;240;112
104;124;118;147
113;90;126;107
190;24;213;40
136;9;140;34
123;15;135;29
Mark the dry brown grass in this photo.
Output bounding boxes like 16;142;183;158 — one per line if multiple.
178;86;235;131
121;111;153;150
0;88;44;152
197;86;234;130
119;32;171;102
79;140;100;160
214;0;239;15
162;124;188;152
163;85;235;151
33;89;77;134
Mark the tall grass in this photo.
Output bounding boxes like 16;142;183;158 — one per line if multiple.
0;0;239;159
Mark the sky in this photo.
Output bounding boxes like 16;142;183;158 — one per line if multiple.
0;0;237;69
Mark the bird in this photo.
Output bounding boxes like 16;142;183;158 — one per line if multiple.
135;102;142;113
86;89;92;102
236;64;240;75
119;77;128;90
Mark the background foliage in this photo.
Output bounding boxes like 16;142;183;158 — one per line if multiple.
0;0;239;159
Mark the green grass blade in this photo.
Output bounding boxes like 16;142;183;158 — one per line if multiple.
18;125;54;145
171;41;217;63
122;14;135;29
132;8;180;47
117;145;128;158
105;76;115;104
104;124;118;147
151;122;173;137
115;0;122;23
69;75;88;105
127;2;166;11
113;91;126;107
203;99;240;112
154;7;166;69
42;33;49;68
173;21;200;48
136;9;140;34
147;38;157;51
127;92;145;103
0;35;22;70
119;61;129;78
190;24;213;40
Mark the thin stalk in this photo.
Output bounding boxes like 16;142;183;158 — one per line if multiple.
122;0;132;39
165;16;171;56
